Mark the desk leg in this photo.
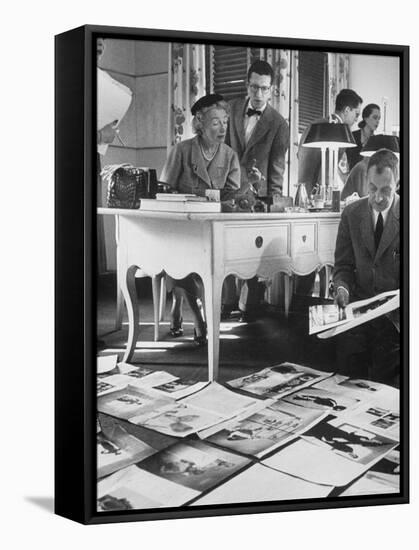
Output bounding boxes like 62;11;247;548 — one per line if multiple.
115;285;124;331
319;265;332;298
283;273;294;318
121;264;140;363
152;274;162;342
202;275;223;382
115;216;124;331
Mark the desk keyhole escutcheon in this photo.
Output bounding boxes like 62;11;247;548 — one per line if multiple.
255;236;263;248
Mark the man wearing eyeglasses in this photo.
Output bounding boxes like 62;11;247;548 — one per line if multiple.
223;60;289;321
226;59;289;201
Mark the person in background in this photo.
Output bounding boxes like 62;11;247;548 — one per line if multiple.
346;103;381;171
97;38;119;153
223;59;290;321
341;157;370;200
96;38;132;350
160;93;240;345
296;88;363;300
333;149;400;387
298;88;363;197
342;134;399;200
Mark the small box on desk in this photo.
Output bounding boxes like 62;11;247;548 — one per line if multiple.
270;196;294;212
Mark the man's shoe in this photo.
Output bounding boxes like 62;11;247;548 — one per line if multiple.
221;305;235;321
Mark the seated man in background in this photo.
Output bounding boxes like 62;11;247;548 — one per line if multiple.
341;135;400;200
333;149;400;387
295;88;363;301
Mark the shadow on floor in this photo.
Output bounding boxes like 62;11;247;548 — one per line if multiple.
97;273;336;383
25;496;54;514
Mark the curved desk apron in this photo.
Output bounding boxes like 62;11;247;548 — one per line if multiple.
98;209;340;381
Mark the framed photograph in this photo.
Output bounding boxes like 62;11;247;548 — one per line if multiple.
55;24;408;524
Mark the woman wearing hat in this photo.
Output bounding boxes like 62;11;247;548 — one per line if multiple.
160;93;240;345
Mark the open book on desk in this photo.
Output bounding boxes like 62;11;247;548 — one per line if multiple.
309;290;399;339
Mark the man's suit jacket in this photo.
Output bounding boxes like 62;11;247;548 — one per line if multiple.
341;158;369;200
333;195;400;301
226;98;289;197
160;136;240;200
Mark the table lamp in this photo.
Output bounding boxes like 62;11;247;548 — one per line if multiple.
302;122;357;197
360;134;400;157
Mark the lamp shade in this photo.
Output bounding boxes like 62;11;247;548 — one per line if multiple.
302;122;357;148
360;134;400;157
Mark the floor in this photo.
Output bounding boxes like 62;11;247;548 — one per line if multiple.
97;273;337;385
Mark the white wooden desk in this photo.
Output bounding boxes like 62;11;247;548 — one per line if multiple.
98;209;340;381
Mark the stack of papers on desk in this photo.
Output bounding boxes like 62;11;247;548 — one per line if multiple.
155;193;209;201
140;197;221;213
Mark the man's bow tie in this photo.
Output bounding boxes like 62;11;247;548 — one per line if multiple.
246;108;262;117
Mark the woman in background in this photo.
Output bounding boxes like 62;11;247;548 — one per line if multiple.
160;93;240;345
347;103;381;171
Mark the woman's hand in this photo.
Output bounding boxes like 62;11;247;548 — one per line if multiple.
98;121;118;144
247;159;263;190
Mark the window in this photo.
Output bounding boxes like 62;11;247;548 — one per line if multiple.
298;51;327;133
206;45;259;100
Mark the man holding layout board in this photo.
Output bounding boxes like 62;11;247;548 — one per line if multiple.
333;149;400;386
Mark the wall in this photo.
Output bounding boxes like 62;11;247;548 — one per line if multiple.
349;54;400;134
99;39;169;270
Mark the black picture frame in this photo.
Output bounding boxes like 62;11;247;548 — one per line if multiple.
55;24;409;525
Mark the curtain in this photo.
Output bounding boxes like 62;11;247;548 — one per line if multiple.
260;49;299;196
168;43;206;147
327;53;350;115
259;49;300;306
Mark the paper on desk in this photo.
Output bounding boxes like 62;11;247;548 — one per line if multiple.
190;463;332;506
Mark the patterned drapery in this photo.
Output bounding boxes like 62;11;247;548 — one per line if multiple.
259;49;299;196
327;53;350;115
168;43;206;148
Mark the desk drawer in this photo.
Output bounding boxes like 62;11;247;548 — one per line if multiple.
290;222;317;256
318;221;339;255
224;223;289;261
